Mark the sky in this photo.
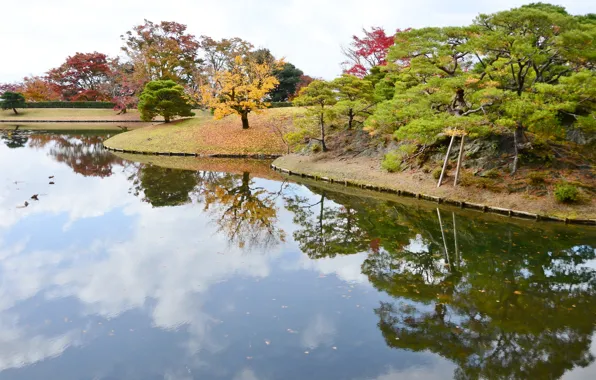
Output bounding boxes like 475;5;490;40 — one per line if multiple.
1;0;594;83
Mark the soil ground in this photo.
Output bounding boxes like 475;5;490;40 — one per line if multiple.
273;153;596;219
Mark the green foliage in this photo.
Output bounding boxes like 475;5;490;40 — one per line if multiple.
293;80;337;151
554;183;579;203
269;62;303;102
0;92;26;113
382;150;404;173
432;168;443;180
138;80;194;123
361;3;596;173
25;101;115;109
481;168;501;179
268;102;293;108
331;74;375;129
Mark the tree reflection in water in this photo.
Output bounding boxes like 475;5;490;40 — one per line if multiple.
1;127;30;149
131;165;286;249
27;131;124;178
285;186;596;380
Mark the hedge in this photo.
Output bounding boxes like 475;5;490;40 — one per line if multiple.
269;102;293;108
25;101;116;109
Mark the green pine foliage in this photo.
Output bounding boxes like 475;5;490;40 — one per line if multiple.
0;92;26;114
138;80;195;123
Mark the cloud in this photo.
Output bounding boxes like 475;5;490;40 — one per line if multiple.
1;0;594;82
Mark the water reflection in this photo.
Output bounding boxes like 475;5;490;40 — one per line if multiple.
0;127;30;149
0;130;595;379
290;187;596;379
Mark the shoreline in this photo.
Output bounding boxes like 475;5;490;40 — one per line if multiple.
271;154;596;226
0;120;152;123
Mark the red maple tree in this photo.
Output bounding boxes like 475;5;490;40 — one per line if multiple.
47;52;112;101
342;27;409;78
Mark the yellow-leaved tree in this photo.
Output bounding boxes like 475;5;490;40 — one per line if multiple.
200;55;280;129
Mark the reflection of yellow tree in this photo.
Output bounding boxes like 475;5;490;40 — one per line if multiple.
199;172;285;249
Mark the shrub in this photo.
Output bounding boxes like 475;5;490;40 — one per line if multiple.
554;183;579;203
25;101;115;109
398;143;418;156
528;171;547;186
481;169;501;178
382;151;403;173
269;102;293;108
311;143;322;153
432;168;443;180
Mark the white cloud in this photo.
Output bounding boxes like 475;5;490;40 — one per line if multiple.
1;0;594;82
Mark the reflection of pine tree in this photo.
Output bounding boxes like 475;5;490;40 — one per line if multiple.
284;192;368;259
365;213;596;379
1;128;30;149
286;182;596;379
137;165;198;207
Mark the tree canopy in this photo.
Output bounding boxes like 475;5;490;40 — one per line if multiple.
0;91;26;114
138;80;194;123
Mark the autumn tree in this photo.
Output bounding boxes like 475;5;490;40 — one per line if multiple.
292;80;337;151
342;27;402;78
20;76;61;102
198;171;286;249
47;52;112;101
121;20;201;85
105;59;145;113
199;55;279;129
199;36;253;78
292;75;315;99
138;80;194;123
0;92;26;114
331;74;374;129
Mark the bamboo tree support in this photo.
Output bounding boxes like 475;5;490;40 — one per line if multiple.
437;208;451;268
452;212;459;268
453;134;466;186
437;133;456;188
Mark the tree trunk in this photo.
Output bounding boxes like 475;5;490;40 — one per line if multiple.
320;113;327;152
164;115;170;123
241;111;249;129
437;134;456;187
453;135;466;186
348;109;354;130
511;123;523;175
12;108;18;115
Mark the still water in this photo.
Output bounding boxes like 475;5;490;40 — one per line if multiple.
0;128;595;380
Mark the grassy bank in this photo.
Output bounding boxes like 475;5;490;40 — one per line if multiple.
273;154;596;220
0;122;148;130
0;108;161;122
104;108;299;155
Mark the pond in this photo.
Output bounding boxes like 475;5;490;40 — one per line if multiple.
1;128;596;380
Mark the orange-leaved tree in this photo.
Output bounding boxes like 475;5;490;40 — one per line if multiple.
199;55;280;129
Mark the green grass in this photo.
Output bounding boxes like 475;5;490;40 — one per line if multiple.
0;108;159;121
104;108;301;155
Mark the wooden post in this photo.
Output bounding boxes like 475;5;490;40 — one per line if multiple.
437;209;450;268
453;134;466;186
452;212;459;268
437;134;456;187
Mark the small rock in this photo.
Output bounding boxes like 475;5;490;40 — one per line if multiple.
49;182;55;185
31;194;39;201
